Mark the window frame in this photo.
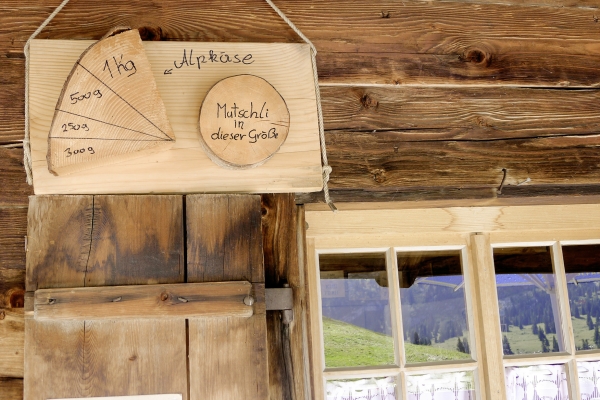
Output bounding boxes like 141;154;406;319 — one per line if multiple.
305;202;600;400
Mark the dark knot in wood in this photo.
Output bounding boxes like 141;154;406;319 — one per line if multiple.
9;290;24;308
460;48;492;67
160;292;169;301
371;168;387;183
381;11;391;18
360;94;379;110
138;26;164;41
48;298;56;305
0;310;5;320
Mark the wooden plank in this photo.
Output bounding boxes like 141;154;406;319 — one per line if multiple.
26;195;184;291
2;1;600;87
29;40;322;195
25;194;188;399
261;194;307;400
468;234;506;400
186;194;268;400
34;281;253;321
83;195;184;287
305;204;600;238
0;378;23;400
322;131;600;190
26;195;93;291
0;149;33;206
296;185;600;205
321;86;600;140
0;207;27;271
0;308;24;378
187;195;263;283
0;269;25;309
25;319;188;399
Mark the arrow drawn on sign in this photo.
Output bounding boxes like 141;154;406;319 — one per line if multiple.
164;69;173;75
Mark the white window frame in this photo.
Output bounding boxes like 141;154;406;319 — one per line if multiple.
305;202;600;400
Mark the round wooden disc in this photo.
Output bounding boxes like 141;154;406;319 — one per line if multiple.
198;75;290;169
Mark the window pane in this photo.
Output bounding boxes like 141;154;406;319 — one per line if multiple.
505;364;568;400
397;250;471;364
563;244;600;352
493;247;562;355
319;253;394;368
578;360;600;398
326;377;397;400
406;371;476;400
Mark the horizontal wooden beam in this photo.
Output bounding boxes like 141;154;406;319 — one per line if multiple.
33;281;256;321
1;0;599;86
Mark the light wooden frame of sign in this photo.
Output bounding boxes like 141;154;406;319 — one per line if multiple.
304;202;600;400
28;40;323;194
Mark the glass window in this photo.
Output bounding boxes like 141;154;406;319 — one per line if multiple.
563;244;600;352
397;250;471;363
493;247;563;355
319;253;394;368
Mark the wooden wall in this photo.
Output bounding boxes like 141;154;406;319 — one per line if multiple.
1;0;600;397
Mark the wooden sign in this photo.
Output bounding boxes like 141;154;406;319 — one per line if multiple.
47;29;175;175
198;75;289;169
28;38;323;194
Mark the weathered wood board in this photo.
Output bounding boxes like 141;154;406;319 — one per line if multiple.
29;40;322;194
47;30;175;176
186;195;268;400
25;195;188;400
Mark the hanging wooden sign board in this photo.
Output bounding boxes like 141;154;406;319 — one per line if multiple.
27;32;323;194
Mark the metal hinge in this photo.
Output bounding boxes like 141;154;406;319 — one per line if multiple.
265;285;293;311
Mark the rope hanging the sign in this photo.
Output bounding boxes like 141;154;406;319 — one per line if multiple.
24;0;337;211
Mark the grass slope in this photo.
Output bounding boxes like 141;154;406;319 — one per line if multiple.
323;317;469;367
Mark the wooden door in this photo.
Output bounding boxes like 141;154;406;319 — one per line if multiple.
24;195;267;400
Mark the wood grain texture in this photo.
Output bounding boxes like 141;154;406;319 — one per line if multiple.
26;195;93;291
261;194;310;400
323;131;600;190
29;40;322;194
0;309;24;378
0;149;33;206
34;281;253;321
296;185;600;205
0;378;23;400
84;195;184;287
0;269;25;310
321;86;600;140
187;195;263;284
0;207;27;272
25;319;187;400
2;0;600;86
186;194;268;400
47;29;175;176
26;195;183;291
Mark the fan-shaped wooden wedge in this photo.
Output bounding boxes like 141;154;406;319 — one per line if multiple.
47;29;175;175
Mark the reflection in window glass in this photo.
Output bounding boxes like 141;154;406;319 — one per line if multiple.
326;377;397;400
493;247;562;355
505;364;568;400
563;244;600;352
397;251;471;363
319;253;394;368
406;371;475;400
578;361;600;399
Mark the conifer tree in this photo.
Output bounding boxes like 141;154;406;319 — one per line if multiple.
595;326;600;348
457;338;465;353
503;335;514;355
463;337;470;354
588;313;594;330
532;324;538;335
552;336;559;352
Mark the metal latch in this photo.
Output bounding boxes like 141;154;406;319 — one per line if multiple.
265;285;293;311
